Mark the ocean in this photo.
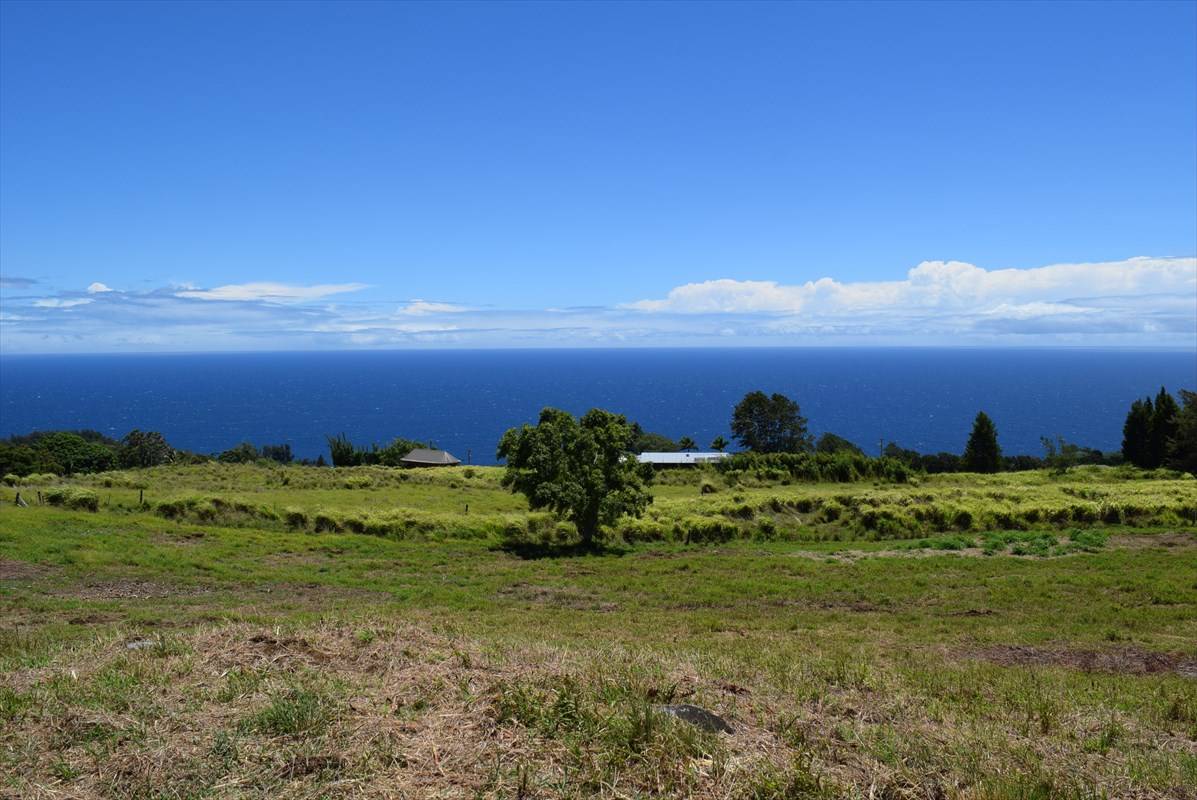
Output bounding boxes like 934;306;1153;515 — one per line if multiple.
0;348;1193;464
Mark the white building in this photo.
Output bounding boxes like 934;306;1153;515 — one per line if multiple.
636;451;730;466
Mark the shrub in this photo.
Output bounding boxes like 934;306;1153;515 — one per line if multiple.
155;499;187;519
44;487;99;512
618;517;670;543
1;474;17;487
820;501;844;522
284;509;309;530
952;509;973;530
675;516;739;543
312;511;341;533
699;481;718;495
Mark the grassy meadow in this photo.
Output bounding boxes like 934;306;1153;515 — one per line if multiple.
1;463;1195;798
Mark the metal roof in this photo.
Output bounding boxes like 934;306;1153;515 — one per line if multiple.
399;448;462;465
636;451;730;465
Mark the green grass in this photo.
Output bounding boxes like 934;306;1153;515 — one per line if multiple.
0;462;1195;797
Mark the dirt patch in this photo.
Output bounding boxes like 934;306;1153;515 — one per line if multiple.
151;530;208;546
962;644;1197;677
496;582;618;612
789;547;989;562
57;579;210;601
0;558;55;581
1110;532;1197;551
262;551;336;568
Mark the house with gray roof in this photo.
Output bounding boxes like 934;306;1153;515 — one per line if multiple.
399;448;462;467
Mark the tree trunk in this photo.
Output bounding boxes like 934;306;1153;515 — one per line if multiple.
576;507;601;548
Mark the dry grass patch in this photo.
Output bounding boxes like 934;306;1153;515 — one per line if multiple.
0;622;807;799
3;621;1195;798
961;644;1197;678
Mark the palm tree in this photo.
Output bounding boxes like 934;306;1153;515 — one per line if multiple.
678;436;697;451
710;435;728;452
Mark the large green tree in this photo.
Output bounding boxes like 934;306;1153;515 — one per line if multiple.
1166;389;1197;475
1121;397;1154;468
729;391;812;453
497;408;653;546
1148;387;1180;469
962;411;1002;473
118;430;174;468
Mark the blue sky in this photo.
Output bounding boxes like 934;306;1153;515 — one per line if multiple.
1;0;1194;352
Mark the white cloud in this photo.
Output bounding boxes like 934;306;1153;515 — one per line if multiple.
397;299;471;315
176;282;369;303
625;256;1196;316
32;298;93;308
87;282;113;294
2;257;1193;352
981;301;1098;319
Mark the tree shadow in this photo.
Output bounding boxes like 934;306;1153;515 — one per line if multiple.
492;538;630;560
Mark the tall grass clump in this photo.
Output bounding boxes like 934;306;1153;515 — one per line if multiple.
43;487;99;512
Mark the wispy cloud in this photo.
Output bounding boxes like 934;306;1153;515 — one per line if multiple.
0;275;38;288
397;299;472;315
1;257;1193;352
175;282;369;303
32;298;93;308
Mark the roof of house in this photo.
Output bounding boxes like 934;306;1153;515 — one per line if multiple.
399;448;462;465
636;451;730;465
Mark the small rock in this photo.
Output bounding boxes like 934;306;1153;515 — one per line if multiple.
124;639;157;651
655;703;733;733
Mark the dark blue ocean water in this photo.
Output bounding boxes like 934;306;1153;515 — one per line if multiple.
0;349;1193;464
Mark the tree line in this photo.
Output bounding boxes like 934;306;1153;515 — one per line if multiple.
3;385;1193;479
492;387;1196;546
0;429;308;477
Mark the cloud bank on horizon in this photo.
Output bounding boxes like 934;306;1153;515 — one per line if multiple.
0;256;1193;352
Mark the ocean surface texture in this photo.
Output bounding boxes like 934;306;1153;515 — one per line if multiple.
1;349;1194;464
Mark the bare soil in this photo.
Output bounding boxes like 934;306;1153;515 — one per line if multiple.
496;582;619;612
0;557;54;581
962;644;1197;677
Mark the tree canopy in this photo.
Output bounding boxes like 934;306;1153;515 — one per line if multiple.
1166;389;1197;475
729;391;812;453
497;407;653;545
815;432;864;455
1122;388;1182;469
118;430;174;469
325;434;430;467
1149;387;1180;468
628;423;678;453
962;411;1001;473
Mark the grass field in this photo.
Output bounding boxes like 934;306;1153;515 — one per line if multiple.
1;464;1195;798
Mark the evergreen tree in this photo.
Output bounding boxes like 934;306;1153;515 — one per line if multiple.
1166;389;1197;475
1148;387;1180;469
962;411;1001;473
1121;397;1153;468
